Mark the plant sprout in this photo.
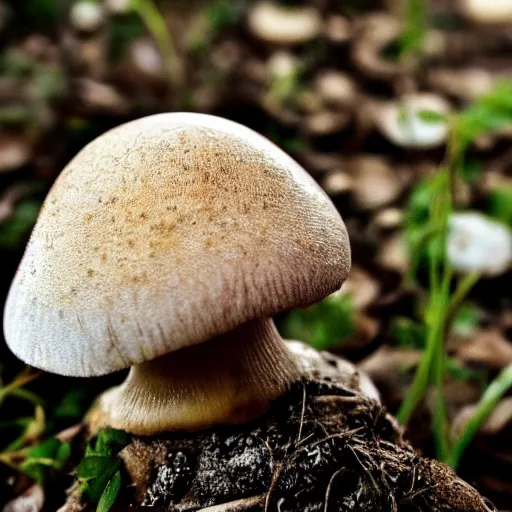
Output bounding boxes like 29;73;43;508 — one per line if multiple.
398;81;512;465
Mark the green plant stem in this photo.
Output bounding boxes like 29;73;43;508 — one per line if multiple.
131;0;184;90
400;0;427;69
398;121;465;430
448;363;512;469
445;272;481;328
0;369;42;408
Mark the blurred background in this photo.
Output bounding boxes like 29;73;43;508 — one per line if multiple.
0;0;512;509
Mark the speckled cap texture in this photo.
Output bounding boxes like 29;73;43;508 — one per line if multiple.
4;113;350;376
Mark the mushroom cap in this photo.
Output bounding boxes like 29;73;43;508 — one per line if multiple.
4;113;350;377
375;94;450;149
461;0;512;24
247;1;322;46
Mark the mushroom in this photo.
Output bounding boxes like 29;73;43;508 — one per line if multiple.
325;15;352;44
0;133;31;173
373;207;404;230
247;1;322;46
69;0;105;33
427;68;495;101
314;70;358;108
447;212;512;276
349;155;405;210
105;0;131;15
375;93;451;149
460;0;512;24
351;13;402;80
4;113;350;435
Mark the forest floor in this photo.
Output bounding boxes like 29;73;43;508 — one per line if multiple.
0;0;511;510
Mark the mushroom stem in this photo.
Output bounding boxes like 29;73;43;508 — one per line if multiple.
90;318;299;435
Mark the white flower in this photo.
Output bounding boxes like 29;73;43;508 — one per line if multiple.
448;212;512;276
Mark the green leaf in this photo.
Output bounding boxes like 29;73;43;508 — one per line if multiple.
452;303;481;337
25;437;61;459
56;441;72;465
445;358;483;382
486;186;512;227
86;428;129;457
78;429;130;506
391;317;426;348
54;388;90;419
19;438;71;484
282;293;354;350
82;465;120;504
457;81;512;146
108;15;144;62
97;471;122;512
460;160;482;184
0;104;33;125
417;110;447;123
26;0;62;25
77;456;118;480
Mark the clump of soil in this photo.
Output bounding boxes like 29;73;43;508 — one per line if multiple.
63;379;495;511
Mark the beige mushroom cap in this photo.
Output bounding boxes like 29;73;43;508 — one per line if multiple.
247;2;322;45
461;0;512;24
4;113;350;377
375;93;451;149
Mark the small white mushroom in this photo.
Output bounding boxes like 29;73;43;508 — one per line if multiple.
460;0;512;24
375;93;451;149
378;233;409;273
247;1;322;45
351;13;402;79
322;170;354;197
77;79;129;114
69;0;104;33
304;111;351;136
129;38;164;79
0;134;31;173
325;15;352;44
267;51;299;78
105;0;132;15
4;113;351;436
428;68;495;101
349;156;405;210
314;70;358;107
448;212;512;276
373;208;404;230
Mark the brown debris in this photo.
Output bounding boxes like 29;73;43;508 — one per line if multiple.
456;329;512;369
3;485;44;512
0;134;31;173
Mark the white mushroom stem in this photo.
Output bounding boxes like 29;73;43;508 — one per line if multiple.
91;318;299;435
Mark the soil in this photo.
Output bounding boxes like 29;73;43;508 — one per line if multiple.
61;379;494;512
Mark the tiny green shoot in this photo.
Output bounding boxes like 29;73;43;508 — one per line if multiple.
78;428;130;511
398;81;512;465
